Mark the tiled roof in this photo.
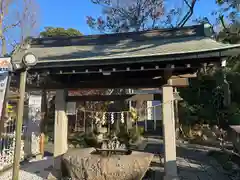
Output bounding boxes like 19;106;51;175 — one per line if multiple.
12;24;240;64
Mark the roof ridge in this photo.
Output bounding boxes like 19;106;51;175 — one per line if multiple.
36;24;204;40
29;24;206;47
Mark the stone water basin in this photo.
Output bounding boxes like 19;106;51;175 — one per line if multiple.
62;147;154;180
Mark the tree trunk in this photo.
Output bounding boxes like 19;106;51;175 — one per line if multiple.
0;18;7;56
179;124;187;138
1;36;6;56
0;24;9;135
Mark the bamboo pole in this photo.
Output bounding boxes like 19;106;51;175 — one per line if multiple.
39;133;44;156
39;90;47;157
74;109;77;132
145;108;148;132
12;70;27;180
153;106;156;131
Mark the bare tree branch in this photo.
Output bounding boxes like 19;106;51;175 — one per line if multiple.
177;0;197;27
0;0;38;56
219;15;227;30
3;20;20;33
88;0;164;32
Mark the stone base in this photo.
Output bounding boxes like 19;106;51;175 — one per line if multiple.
47;172;57;180
62;148;154;180
164;175;180;180
47;169;62;180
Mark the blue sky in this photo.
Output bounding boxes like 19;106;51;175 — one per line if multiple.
38;0;219;35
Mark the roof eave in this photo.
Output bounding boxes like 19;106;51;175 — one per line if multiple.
29;45;240;69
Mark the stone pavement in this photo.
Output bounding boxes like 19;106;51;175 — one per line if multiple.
142;138;239;180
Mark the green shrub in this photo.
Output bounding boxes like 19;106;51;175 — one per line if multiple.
117;130;130;145
138;127;145;135
129;128;141;143
117;126;144;145
84;133;99;148
44;135;49;144
68;132;87;148
228;114;240;125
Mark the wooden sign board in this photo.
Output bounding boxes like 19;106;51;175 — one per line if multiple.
168;78;189;87
66;102;76;115
0;57;12;71
0;57;11;120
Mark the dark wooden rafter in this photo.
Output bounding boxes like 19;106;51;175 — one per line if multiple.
23;78;166;89
67;95;133;101
67;94;162;102
49;69;197;81
9;61;218;90
27;57;220;74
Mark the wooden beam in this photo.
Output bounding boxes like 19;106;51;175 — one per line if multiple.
21;78;189;89
170;73;197;79
50;69;197;81
21;78;167;89
66;94;163;102
126;94;162;101
28;56;221;72
67;95;134;102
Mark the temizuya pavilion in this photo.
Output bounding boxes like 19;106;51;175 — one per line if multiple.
11;24;240;180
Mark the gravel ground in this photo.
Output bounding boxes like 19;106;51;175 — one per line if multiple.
0;170;44;180
0;157;53;180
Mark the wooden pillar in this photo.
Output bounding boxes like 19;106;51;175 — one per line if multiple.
54;90;68;170
162;85;179;180
40;90;48;157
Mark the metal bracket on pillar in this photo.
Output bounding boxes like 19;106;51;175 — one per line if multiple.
173;91;183;101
